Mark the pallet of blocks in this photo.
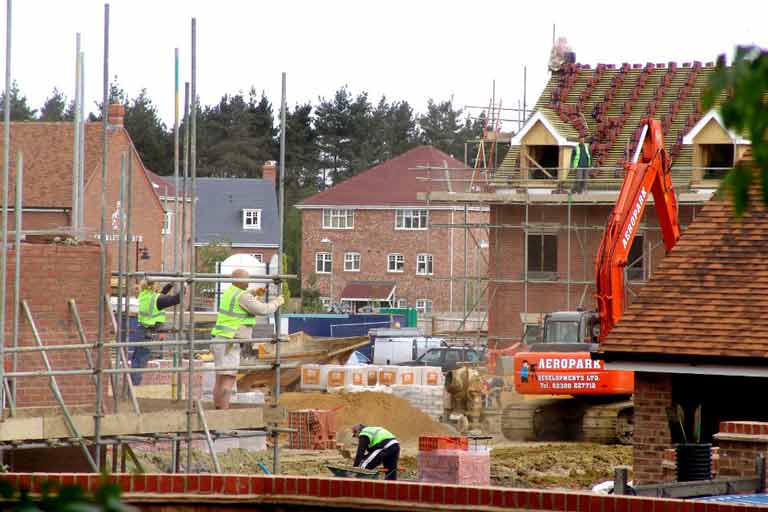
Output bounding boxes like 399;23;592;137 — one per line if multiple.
417;435;490;485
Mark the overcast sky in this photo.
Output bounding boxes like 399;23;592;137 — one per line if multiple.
4;0;767;130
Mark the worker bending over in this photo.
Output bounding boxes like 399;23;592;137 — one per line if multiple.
351;424;400;480
210;268;284;409
135;279;182;385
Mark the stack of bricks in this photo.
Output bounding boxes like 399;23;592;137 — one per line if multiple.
288;409;337;450
417;436;490;486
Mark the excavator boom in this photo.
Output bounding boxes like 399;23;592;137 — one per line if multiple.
594;119;681;341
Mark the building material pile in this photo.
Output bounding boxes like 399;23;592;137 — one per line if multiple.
417;435;490;485
288;409;338;450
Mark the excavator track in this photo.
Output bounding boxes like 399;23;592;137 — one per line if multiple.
502;398;633;444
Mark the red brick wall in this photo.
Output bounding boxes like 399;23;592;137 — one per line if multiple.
715;421;768;485
4;241;107;407
633;372;674;485
300;208;488;312
83;130;166;273
488;203;702;343
7;211;69;231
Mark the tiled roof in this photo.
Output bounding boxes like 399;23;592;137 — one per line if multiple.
299;146;472;207
340;281;396;301
145;169;177;198
499;61;724;182
0;123;104;208
598;155;768;361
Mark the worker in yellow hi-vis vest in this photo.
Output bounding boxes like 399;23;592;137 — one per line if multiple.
352;424;400;480
210;268;284;409
571;135;592;193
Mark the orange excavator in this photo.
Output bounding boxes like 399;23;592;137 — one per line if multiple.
503;119;681;444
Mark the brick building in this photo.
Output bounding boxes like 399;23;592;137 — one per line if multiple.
0;104;171;272
423;60;750;346
298;146;488;314
597;153;768;485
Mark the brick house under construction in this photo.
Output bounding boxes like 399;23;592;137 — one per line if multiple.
0;104;173;273
298;146;488;314
423;60;750;346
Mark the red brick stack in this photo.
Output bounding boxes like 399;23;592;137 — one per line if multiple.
288;409;337;450
417;435;490;485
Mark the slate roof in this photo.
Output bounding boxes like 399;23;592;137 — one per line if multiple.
195;178;279;246
499;61;725;183
298;146;474;207
598;151;768;362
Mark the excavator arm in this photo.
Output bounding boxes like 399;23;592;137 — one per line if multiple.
594;119;681;341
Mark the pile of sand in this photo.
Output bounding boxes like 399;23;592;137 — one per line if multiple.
279;391;450;443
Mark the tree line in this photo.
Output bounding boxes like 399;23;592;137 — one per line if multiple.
1;79;494;294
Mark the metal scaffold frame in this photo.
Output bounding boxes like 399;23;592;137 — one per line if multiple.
0;3;297;474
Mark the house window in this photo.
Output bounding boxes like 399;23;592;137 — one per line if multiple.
162;211;173;235
527;145;559;179
315;252;332;274
242;209;262;230
701;144;734;180
320;297;331;311
527;233;557;278
344;252;361;272
387;254;404;273
416;253;433;275
395;209;428;230
397;298;408;308
416;299;433;314
250;253;264;263
322;209;354;229
627;235;644;282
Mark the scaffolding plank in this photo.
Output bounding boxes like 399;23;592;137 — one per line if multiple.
0;406;266;441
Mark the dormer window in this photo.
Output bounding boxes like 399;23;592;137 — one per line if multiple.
242;209;262;230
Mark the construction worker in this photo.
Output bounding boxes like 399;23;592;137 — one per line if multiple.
351;424;400;481
210;268;284;409
134;279;182;385
571;135;592;193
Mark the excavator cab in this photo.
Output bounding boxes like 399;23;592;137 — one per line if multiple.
541;310;600;345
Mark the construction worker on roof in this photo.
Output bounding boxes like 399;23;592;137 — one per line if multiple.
210;268;284;410
571;135;592;193
351;424;400;480
135;279;182;385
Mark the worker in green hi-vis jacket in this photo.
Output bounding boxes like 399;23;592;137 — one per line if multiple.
352;424;400;480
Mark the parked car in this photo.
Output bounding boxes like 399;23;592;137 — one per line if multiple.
396;346;485;372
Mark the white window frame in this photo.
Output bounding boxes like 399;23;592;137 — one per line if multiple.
416;253;434;276
397;298;408;308
242;208;262;230
322;208;354;229
387;253;404;273
344;252;361;272
162;211;173;235
250;253;264;263
395;209;428;230
320;297;331;311
416;299;433;314
315;252;332;274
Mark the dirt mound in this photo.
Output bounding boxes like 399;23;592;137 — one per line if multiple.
279;391;449;443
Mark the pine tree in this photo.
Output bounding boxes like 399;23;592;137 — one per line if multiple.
39;88;68;121
0;81;37;120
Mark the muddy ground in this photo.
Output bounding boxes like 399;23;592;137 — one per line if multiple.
136;442;631;489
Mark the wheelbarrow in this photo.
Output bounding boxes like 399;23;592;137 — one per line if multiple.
326;464;379;479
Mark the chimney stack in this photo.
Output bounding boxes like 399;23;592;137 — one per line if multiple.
262;160;277;184
108;103;125;127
